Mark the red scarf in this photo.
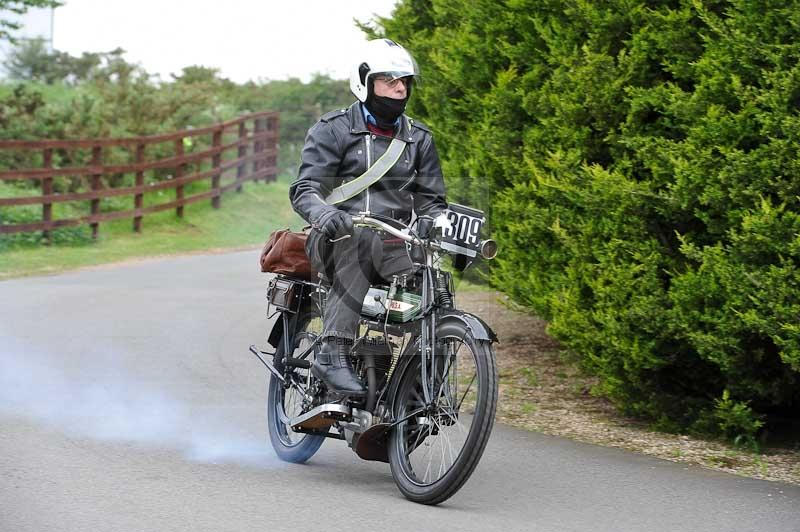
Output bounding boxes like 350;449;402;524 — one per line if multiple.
366;122;395;138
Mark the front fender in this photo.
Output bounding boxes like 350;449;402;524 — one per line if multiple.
437;310;498;343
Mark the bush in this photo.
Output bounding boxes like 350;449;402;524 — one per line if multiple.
706;390;765;450
376;0;800;435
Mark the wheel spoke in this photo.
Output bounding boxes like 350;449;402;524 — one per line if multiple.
406;423;426;457
423;448;433;483
456;373;477;411
444;425;456;467
436;417;447;478
412;389;425;404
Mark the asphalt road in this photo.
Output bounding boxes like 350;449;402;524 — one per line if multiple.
1;250;799;532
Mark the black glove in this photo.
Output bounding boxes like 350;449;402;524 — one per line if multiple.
316;209;353;239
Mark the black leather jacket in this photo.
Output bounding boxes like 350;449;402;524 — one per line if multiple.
289;101;447;227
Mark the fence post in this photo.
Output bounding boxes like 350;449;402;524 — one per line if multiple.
134;143;145;232
268;114;279;182
175;138;185;218
211;128;222;208
236;122;247;192
90;145;102;239
41;148;53;244
253;118;264;182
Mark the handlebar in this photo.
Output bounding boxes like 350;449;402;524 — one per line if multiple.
350;215;424;246
331;213;497;260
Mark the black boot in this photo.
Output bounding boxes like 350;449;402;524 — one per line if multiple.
312;337;366;397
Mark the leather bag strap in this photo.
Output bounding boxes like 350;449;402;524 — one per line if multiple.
325;136;407;205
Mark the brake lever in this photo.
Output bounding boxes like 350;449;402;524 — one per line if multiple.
328;234;352;243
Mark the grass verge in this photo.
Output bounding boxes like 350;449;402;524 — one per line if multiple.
0;177;302;280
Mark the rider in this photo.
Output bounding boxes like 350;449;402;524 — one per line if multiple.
289;38;447;397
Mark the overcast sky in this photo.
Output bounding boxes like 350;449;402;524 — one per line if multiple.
11;0;399;82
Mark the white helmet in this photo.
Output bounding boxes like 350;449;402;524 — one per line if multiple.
350;39;419;102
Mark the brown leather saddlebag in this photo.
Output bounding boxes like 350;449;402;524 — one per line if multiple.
259;229;317;281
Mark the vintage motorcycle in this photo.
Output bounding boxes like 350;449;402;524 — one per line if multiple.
249;204;498;505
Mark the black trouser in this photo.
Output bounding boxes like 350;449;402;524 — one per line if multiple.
305;227;414;340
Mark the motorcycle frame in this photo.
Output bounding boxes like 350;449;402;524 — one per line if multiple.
265;217;497;428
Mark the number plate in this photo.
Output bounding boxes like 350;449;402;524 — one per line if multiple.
440;203;485;257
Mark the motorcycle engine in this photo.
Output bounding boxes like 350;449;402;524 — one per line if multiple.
354;336;398;382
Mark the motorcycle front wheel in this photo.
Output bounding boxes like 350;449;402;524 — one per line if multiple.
388;320;498;504
266;309;326;463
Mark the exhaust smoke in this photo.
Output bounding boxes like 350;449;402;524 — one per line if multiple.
0;334;276;468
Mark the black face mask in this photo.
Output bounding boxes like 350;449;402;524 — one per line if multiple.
365;94;408;129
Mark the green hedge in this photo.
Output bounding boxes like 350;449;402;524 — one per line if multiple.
376;0;800;439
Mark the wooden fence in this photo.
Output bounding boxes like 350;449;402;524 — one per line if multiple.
0;111;279;241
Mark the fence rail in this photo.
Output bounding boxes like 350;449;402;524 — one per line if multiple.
0;111;279;241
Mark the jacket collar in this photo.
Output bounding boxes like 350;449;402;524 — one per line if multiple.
348;101;415;143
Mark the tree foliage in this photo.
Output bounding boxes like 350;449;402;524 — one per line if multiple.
3;38;145;85
0;0;60;43
0;44;352;178
376;0;800;437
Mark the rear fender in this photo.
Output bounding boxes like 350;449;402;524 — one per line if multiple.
267;315;284;349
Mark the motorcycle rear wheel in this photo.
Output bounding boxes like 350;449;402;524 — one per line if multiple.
388;320;498;504
267;309;326;463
